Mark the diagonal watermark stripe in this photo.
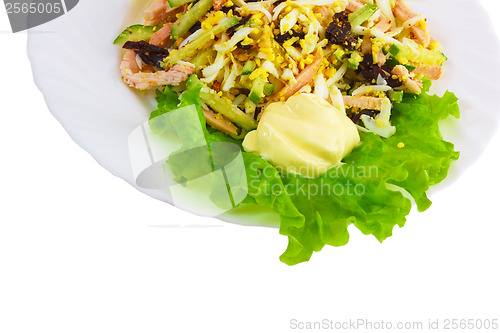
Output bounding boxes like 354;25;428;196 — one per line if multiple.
128;105;249;218
59;0;67;13
4;0;79;33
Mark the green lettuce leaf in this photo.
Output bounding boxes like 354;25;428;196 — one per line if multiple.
241;88;460;265
150;82;460;266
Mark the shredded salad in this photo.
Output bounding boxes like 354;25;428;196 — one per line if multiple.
115;0;460;264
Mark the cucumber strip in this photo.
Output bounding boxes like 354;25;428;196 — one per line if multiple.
389;44;446;66
263;83;275;96
348;51;363;70
334;48;345;61
113;25;161;45
168;16;239;66
171;0;213;40
348;4;378;27
415;49;447;66
168;0;193;9
191;48;214;69
200;91;257;131
249;78;266;105
241;60;256;75
348;58;358;70
187;75;257;131
389;44;401;57
386;58;416;71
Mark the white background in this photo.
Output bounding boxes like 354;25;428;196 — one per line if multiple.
1;2;499;333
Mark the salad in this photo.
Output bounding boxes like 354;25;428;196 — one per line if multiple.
115;0;460;265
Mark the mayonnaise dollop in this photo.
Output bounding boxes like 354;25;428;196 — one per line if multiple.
243;93;360;178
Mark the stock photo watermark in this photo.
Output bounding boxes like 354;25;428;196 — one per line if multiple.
289;318;500;331
248;162;379;200
129;105;249;218
128;105;383;217
4;0;79;32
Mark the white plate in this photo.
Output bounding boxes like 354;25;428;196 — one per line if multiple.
28;0;500;227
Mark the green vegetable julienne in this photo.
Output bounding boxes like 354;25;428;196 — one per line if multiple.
150;81;460;265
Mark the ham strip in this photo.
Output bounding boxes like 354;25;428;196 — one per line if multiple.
412;64;442;80
392;65;422;94
213;0;227;11
202;107;239;136
346;0;364;12
393;0;431;47
149;23;173;47
343;95;385;111
275;50;323;101
372;16;392;32
121;52;195;90
145;0;184;25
